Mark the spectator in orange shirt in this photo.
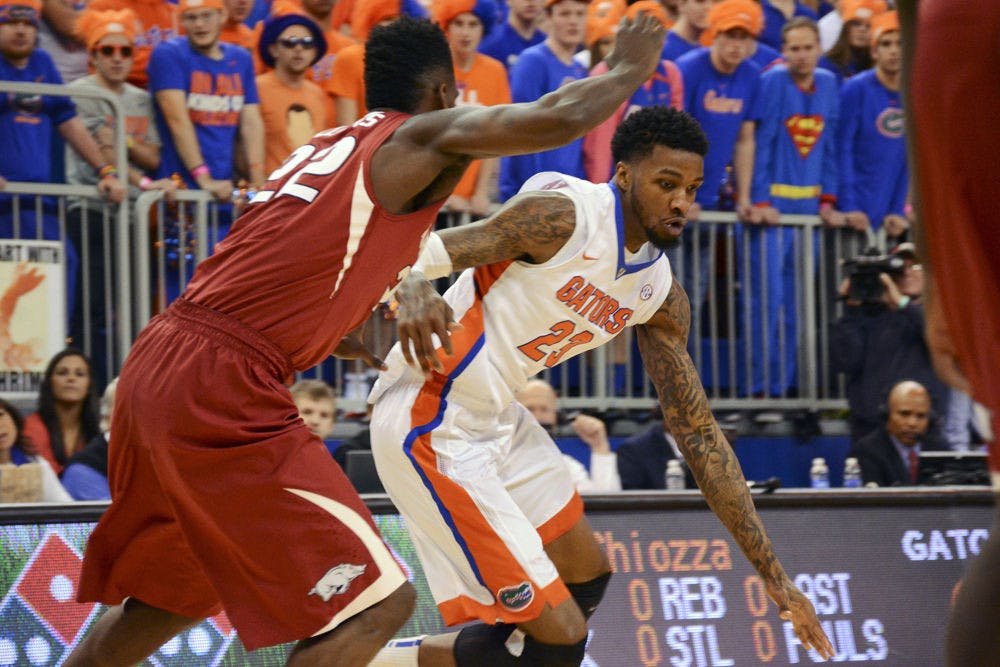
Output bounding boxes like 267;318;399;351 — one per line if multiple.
434;0;509;218
271;0;355;120
256;13;329;172
220;0;264;71
328;0;400;125
88;0;178;88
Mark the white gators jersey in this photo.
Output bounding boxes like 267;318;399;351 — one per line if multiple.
371;172;674;411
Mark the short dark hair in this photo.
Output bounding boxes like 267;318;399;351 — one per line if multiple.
782;16;819;43
611;106;709;164
365;16;453;114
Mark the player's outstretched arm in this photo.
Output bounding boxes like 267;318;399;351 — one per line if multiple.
635;280;834;661
394;192;577;374
398;13;666;161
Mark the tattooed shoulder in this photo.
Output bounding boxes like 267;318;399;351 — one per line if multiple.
660;277;691;343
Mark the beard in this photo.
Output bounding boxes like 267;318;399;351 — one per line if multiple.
631;190;683;250
645;225;682;250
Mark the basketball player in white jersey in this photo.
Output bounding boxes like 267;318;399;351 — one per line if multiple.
368;107;834;666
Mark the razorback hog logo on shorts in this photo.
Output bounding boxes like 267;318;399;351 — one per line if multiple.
309;563;366;602
498;581;535;611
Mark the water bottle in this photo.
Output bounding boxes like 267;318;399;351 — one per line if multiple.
809;457;830;489
665;459;685;490
843;457;862;488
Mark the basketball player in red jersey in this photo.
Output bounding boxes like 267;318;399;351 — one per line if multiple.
899;2;1000;665
65;14;668;667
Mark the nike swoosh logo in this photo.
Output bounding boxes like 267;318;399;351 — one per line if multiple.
582;253;599;261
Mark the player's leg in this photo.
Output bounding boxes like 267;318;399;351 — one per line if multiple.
62;598;202;666
371;394;602;666
288;581;416;666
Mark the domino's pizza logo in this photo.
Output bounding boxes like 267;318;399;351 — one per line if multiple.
0;531;99;665
0;530;236;666
497;582;534;612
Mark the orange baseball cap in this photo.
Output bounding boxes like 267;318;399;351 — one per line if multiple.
869;9;899;46
432;0;497;33
701;0;763;46
75;8;138;50
840;0;887;24
176;0;224;13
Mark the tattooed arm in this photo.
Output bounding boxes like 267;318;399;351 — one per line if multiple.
393;191;577;374
636;279;834;660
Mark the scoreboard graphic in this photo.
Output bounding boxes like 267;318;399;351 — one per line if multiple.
0;496;991;665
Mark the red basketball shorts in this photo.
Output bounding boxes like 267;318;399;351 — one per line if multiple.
77;299;406;650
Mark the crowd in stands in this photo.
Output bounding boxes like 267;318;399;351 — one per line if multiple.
0;0;988;501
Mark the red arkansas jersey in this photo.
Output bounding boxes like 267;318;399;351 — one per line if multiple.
184;111;444;371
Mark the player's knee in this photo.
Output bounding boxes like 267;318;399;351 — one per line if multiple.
521;634;588;666
567;571;612;620
454;623;518;666
453;624;588;666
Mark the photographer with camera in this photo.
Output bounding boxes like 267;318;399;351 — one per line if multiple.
830;242;950;445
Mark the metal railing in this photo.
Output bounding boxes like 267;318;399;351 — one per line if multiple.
0;81;131;380
0;80;870;414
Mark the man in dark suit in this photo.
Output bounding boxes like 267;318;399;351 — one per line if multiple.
616;413;697;490
849;380;945;486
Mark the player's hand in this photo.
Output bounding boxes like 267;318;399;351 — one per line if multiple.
766;578;834;661
332;330;387;371
394;272;462;377
604;9;666;81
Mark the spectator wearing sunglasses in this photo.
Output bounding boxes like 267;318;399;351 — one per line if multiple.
255;13;329;173
68;8;175;198
66;9;176;371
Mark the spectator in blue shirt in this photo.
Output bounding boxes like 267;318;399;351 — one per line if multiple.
836;10;907;243
758;0;817;51
62;377;117;501
660;0;711;61
499;0;588;200
0;0;125;327
479;0;545;71
674;0;761;335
